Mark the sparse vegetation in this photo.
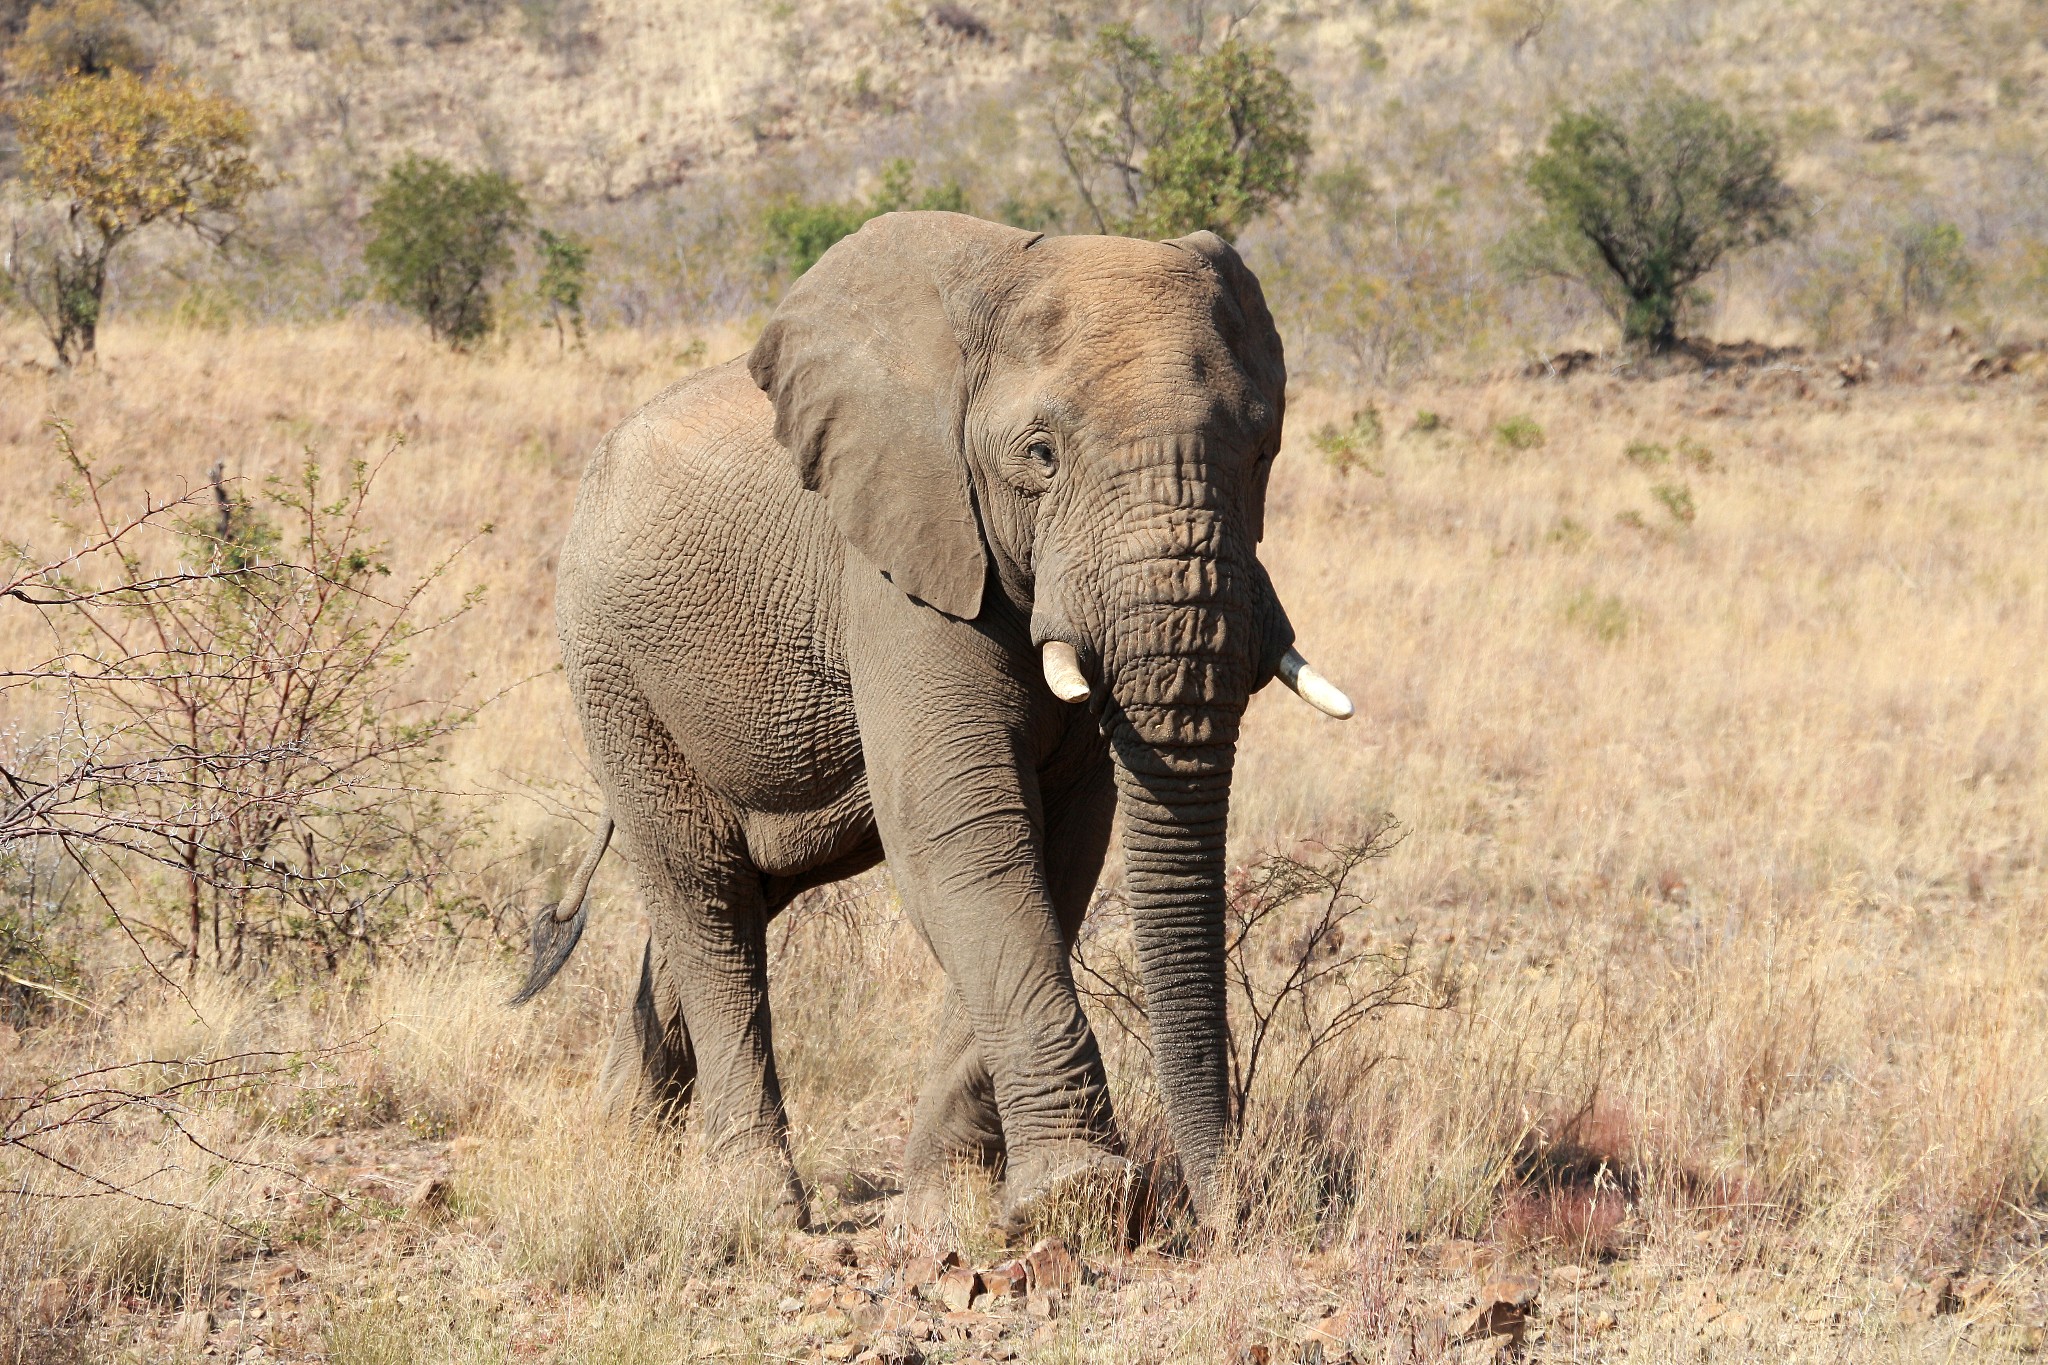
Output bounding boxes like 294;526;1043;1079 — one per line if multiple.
1;326;2044;1360
1493;412;1545;450
1651;479;1697;525
5;431;488;974
535;226;592;350
1310;406;1383;475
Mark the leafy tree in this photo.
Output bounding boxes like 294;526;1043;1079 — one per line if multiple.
535;226;591;350
362;155;529;347
762;157;968;277
3;0;147;82
3;70;264;365
1047;25;1311;240
1507;85;1802;351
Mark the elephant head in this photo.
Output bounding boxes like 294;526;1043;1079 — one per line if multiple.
748;211;1349;1223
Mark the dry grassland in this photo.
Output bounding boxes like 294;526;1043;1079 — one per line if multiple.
2;321;2046;1363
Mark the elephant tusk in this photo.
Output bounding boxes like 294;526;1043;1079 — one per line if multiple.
1276;647;1354;720
1041;641;1091;703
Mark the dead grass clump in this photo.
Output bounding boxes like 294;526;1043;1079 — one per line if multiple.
466;1106;791;1291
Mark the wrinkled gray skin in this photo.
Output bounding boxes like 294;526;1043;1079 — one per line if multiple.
547;211;1303;1229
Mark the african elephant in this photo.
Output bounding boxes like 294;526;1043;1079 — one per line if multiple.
515;211;1351;1231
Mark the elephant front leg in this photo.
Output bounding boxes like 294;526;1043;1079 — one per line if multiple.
852;663;1126;1228
903;749;1116;1223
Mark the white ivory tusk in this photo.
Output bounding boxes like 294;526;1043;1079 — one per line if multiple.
1041;640;1092;703
1277;647;1354;720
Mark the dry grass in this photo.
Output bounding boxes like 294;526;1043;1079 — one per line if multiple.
2;321;2046;1360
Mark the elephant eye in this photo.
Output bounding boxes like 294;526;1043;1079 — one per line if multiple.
1025;441;1058;474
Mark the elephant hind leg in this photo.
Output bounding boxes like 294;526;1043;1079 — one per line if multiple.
903;990;1005;1198
597;932;697;1121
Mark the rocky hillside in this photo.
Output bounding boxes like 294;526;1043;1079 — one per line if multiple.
9;0;2048;356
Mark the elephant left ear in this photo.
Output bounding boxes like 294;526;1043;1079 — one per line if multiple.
1164;230;1287;542
750;211;1041;620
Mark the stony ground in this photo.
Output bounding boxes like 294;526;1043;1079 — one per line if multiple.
23;1109;2046;1364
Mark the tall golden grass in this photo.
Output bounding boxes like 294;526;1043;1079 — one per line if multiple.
2;321;2044;1359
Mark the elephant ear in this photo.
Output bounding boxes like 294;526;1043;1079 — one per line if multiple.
750;211;1040;620
1164;230;1287;542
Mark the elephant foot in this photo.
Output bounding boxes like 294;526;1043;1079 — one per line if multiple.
999;1144;1141;1247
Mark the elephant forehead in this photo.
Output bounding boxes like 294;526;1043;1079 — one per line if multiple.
1002;249;1249;382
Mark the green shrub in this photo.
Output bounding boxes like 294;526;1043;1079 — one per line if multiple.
363;155;530;347
762;158;967;277
1623;440;1668;466
1409;410;1445;434
1493;414;1545;451
1504;84;1802;352
1652;481;1697;525
1677;436;1716;472
1312;407;1384;475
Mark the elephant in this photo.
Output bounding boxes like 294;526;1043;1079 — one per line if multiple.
513;210;1352;1232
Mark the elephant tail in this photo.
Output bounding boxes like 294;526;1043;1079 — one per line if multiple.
509;816;614;1006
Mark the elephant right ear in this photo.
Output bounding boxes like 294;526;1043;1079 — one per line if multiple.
749;211;1040;621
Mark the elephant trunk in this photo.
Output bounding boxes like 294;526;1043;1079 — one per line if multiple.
1111;737;1237;1224
1098;545;1252;1225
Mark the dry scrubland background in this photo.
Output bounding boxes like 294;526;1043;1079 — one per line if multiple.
4;0;2048;1361
2;323;2045;1361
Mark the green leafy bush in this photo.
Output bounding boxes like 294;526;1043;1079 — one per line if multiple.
1505;84;1802;351
762;158;968;277
363;156;530;347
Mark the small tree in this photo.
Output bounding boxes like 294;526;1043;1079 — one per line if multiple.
1047;25;1311;240
362;155;529;347
535;226;591;350
1508;85;1802;352
3;70;263;365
